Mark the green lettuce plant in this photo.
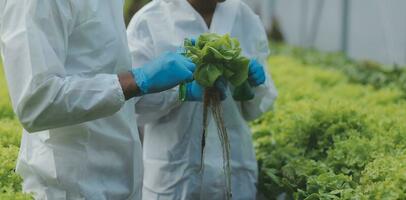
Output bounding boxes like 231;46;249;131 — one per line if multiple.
180;33;254;101
179;33;255;200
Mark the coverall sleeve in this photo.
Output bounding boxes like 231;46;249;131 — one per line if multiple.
239;17;278;121
0;0;126;132
239;58;278;121
127;13;182;126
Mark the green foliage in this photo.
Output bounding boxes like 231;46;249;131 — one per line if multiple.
354;154;406;200
270;43;406;95
0;193;32;200
181;33;254;101
253;54;406;199
0;65;14;119
0;119;22;147
2;43;406;200
0;146;23;193
0;138;31;199
184;33;250;87
0;62;31;199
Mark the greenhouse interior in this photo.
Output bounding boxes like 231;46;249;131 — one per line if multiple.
1;0;406;199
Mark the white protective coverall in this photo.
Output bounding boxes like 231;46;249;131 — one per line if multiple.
127;0;278;199
0;0;143;199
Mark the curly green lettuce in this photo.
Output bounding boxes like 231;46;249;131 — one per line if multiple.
180;33;254;101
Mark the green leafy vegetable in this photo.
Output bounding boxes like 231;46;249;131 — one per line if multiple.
180;33;256;200
181;33;254;101
254;53;406;199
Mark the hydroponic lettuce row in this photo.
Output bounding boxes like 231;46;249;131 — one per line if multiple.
0;61;32;199
254;54;406;199
270;42;406;96
2;44;406;199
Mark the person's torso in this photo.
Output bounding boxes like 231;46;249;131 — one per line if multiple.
138;0;259;199
16;1;142;200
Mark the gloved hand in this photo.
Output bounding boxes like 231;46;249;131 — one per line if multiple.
248;59;266;87
190;38;196;45
132;52;196;95
185;78;228;101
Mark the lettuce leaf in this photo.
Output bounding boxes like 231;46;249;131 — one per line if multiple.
184;33;250;88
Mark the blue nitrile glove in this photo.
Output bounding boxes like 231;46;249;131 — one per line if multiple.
185;78;228;101
191;38;196;45
248;59;266;87
184;81;204;101
132;52;196;95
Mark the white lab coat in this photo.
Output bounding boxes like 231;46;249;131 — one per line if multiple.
242;0;273;32
127;0;277;199
0;0;143;199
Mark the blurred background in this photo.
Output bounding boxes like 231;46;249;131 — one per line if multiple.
125;0;406;66
246;0;406;66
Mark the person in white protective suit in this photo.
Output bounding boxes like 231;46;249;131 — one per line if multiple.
127;0;278;199
0;0;197;199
